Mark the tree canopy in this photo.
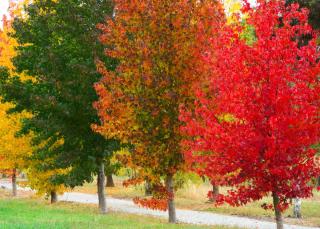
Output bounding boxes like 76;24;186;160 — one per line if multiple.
180;1;320;228
0;0;119;192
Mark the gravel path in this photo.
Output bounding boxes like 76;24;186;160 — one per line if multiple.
0;181;318;229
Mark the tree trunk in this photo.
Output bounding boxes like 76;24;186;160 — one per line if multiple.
165;174;176;223
272;192;284;229
106;174;115;187
12;168;17;197
293;198;302;218
145;179;152;196
317;176;320;188
50;191;58;204
209;184;219;203
97;162;107;214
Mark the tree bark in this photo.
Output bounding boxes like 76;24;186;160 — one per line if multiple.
272;192;284;229
106;174;115;187
145;179;152;196
165;174;176;223
293;198;302;218
209;184;219;203
97;162;107;214
12;168;17;197
50;191;58;204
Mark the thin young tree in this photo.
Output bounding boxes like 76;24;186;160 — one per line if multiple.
180;1;320;228
0;0;120;213
94;0;224;223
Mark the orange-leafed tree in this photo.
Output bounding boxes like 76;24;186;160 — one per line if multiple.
93;0;224;223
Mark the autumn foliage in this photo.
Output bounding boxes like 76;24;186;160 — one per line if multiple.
0;0;66;197
181;0;320;215
0;1;33;181
94;0;224;214
0;0;319;227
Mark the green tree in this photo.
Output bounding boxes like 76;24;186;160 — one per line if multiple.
0;0;119;213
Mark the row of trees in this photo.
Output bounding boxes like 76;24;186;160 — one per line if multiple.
0;0;66;201
0;0;319;228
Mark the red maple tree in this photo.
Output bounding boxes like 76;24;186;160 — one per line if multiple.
180;1;320;228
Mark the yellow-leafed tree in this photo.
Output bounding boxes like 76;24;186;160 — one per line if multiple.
0;0;66;201
223;0;242;24
0;102;32;196
24;154;67;203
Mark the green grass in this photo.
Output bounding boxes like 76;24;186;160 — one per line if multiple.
0;195;237;229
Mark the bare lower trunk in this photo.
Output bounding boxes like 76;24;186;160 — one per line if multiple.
12;168;17;197
50;191;58;204
97;162;107;214
106;174;115;187
145;179;152;196
209;184;219;203
272;192;284;229
293;198;301;218
165;174;176;223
